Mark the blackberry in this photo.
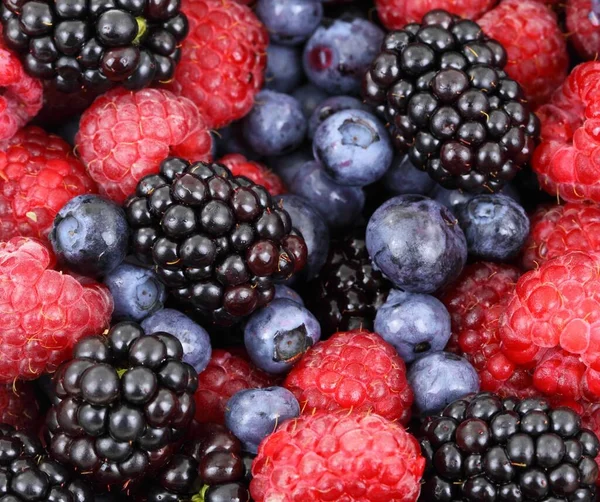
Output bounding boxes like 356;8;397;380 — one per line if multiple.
418;392;599;501
363;9;540;193
45;322;199;489
1;0;187;93
302;229;390;337
125;158;308;326
139;423;252;502
0;424;94;501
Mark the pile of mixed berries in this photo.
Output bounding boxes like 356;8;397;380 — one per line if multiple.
3;0;600;500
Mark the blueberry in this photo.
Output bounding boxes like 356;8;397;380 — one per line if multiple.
455;194;530;261
374;289;451;363
256;0;323;46
273;284;304;306
383;154;436;196
265;44;304;93
49;194;129;277
267;147;313;186
141;308;211;373
104;263;166;322
276;194;330;280
431;183;520;214
225;386;300;453
303;17;384;95
313;109;393;186
242;90;307;156
308;96;372;140
288;160;365;228
215;122;262;161
244;298;321;374
408;352;480;415
366;195;467;293
292;83;329;118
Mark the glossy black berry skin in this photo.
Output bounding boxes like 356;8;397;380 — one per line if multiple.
0;424;94;501
126;158;308;326
418;393;600;501
1;0;187;92
302;229;390;337
363;9;540;193
46;322;198;489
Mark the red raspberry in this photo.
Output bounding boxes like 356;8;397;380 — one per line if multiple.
500;250;600;401
477;0;568;109
441;263;537;399
194;348;279;424
0;381;40;431
218;153;286;195
532;62;600;203
374;0;497;30
250;410;425;502
0;126;97;242
283;330;413;424
567;0;600;61
166;0;268;129
75;87;212;204
0;39;43;142
523;203;600;270
0;237;113;382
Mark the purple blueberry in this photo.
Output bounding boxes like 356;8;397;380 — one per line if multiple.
265;44;305;93
215;122;262;161
267;147;313;186
430;183;521;214
292;83;329;118
103;263;166;322
49;194;129;277
455;194;530;261
383;154;435;196
303;17;384;95
276;194;330;280
242;90;307;156
274;284;304;305
366;195;467;293
225;386;301;453
244;298;321;374
408;352;480;415
256;0;323;46
307;96;370;139
374;289;451;363
288;160;365;228
141;308;211;373
313;109;392;186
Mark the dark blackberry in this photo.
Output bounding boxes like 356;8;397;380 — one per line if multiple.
1;0;187;93
363;9;540;193
0;424;94;501
45;322;199;489
126;158;308;326
138;423;252;502
302;229;390;337
418;392;599;501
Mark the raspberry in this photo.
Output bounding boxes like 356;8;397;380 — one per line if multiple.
75;87;213;204
532;62;600;203
477;0;568;109
0;237;113;382
166;0;268;129
0;126;97;242
373;0;497;31
500;250;600;401
0;38;43;142
441;263;537;399
194;348;279;425
523;202;600;270
250;411;425;502
567;0;600;61
283;330;413;424
0;381;40;431
219;153;286;195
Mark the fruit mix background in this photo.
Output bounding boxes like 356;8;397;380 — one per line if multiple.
1;0;600;500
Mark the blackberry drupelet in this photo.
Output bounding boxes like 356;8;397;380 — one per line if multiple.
45;322;198;489
0;424;94;501
363;9;540;193
126;158;308;326
302;229;390;337
139;423;252;502
418;392;599;501
0;0;187;93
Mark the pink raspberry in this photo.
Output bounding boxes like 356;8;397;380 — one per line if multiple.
567;0;600;61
